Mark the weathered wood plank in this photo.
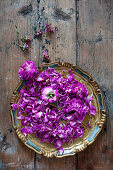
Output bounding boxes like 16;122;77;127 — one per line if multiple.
0;0;35;169
35;0;77;169
36;155;76;170
0;0;77;169
77;0;113;169
31;0;77;65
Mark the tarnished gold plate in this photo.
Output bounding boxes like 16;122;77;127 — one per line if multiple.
10;62;106;157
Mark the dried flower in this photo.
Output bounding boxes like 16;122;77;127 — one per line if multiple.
35;29;42;37
19;43;29;51
18;60;38;80
13;61;97;153
12;103;19;110
42;51;50;63
41;86;59;103
16;27;30;52
46;24;54;34
21;36;31;43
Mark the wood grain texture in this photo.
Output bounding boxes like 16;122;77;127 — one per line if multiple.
35;0;77;169
0;0;35;169
0;0;77;169
77;0;113;169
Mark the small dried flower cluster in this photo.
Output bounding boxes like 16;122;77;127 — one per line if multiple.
19;35;31;51
42;51;50;63
34;29;43;37
12;61;96;154
35;24;54;38
45;24;54;34
16;24;54;63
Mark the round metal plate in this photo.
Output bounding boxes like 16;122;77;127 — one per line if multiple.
10;62;106;158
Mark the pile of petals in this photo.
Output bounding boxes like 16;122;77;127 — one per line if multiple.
12;61;96;154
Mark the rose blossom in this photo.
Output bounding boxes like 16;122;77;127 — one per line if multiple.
41;86;59;103
18;60;38;80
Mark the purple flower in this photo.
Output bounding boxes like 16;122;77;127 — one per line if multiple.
67;73;74;81
35;29;42;36
17;111;25;119
55;139;63;148
68;69;72;74
34;111;43;119
42;51;50;63
72;82;88;99
41;86;59;103
90;106;96;115
21;127;28;136
12;103;18;110
18;61;38;80
43;51;47;57
46;24;54;34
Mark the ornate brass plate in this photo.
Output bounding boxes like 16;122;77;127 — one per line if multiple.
10;62;106;157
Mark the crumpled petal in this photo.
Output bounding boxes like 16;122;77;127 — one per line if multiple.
55;139;63;148
12;103;18;110
21;127;28;136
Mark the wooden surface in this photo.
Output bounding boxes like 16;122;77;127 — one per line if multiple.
0;0;113;169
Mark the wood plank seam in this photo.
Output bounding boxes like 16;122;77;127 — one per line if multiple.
76;0;79;67
75;0;79;169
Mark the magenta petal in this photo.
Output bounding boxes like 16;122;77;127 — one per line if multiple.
90;110;96;115
87;94;93;101
43;116;48;122
67;73;74;81
21;128;28;136
68;69;72;73
12;103;18;110
18;60;37;80
17;115;24;120
55;139;63;148
58;147;64;154
34;112;43;119
88;122;91;128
